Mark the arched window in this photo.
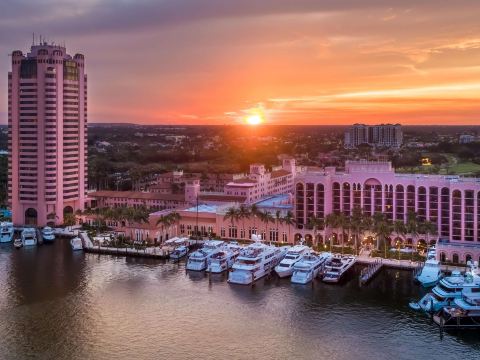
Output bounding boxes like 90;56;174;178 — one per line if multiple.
452;253;459;264
465;254;472;264
440;252;446;262
452;190;462;240
333;182;341;214
395;185;404;221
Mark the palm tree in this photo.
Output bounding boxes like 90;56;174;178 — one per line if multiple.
406;211;419;258
337;213;350;255
325;213;339;252
250;204;260;235
237;205;251;239
224;207;239;239
307;216;324;248
417;220;437;257
393;220;407;260
258;211;274;242
349;207;363;256
274;210;283;243
283;210;296;244
373;212;393;258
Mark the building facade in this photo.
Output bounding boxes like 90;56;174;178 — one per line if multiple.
223;158;297;203
8;42;87;226
295;161;480;262
344;124;402;149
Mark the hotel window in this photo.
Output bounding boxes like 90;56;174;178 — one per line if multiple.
333;182;341;214
374;184;382;213
316;183;325;220
364;184;373;215
452;190;462;241
353;183;361;208
282;232;287;243
464;190;474;241
440;187;450;237
417;186;427;221
306;183;315;224
269;228;278;242
342;183;351;215
406;185;415;215
220;227;225;237
385;184;393;221
429;187;439;225
295;183;305;228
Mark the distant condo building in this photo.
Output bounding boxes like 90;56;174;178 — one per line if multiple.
344;123;402;149
8;42;87;226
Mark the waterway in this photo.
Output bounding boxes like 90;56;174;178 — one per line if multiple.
0;240;479;360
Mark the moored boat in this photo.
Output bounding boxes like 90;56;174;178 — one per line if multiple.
207;245;241;273
433;287;480;329
13;238;23;249
415;259;442;287
0;222;14;243
291;251;332;284
228;242;288;285
322;255;356;283
41;226;55;243
70;237;83;251
21;228;37;247
186;240;224;271
413;262;480;313
170;245;188;260
275;244;309;278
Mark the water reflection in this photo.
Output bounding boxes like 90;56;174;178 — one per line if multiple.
0;241;479;359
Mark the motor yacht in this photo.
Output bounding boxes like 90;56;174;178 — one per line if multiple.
291;251;332;284
170;245;188;260
186;240;224;271
70;237;83;251
411;262;480;313
228;242;288;285
433;287;480;328
274;244;309;278
0;222;14;243
14;238;23;249
41;226;55;243
415;259;442;287
322;255;356;283
21;228;37;247
207;244;241;273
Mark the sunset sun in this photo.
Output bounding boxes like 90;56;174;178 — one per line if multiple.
245;114;263;125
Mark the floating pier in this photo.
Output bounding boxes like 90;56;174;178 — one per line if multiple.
84;245;171;259
359;259;383;285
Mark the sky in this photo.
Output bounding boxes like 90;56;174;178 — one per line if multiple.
1;0;480;125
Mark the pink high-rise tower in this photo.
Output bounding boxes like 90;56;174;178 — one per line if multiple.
8;42;87;226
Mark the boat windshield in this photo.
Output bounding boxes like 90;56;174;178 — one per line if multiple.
238;259;260;265
285;255;298;260
278;263;291;268
437;283;458;293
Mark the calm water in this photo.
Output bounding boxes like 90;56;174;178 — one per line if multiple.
0;240;479;360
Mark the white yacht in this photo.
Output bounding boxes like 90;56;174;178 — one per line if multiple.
412;262;480;313
0;222;14;243
275;244;309;278
433;287;480;328
291;252;332;284
170;245;188;260
415;259;442;287
228;242;288;285
322;255;356;283
21;228;37;247
14;238;23;249
70;237;83;251
41;226;55;243
186;240;224;271
207;244;241;273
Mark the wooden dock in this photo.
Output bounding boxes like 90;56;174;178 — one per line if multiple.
84;246;171;259
359;259;383;285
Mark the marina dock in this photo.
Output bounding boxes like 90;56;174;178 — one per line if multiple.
359;259;383;285
84;245;171;259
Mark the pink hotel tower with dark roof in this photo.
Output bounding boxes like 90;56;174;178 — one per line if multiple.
8;42;87;226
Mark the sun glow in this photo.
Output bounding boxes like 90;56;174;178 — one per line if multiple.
245;114;264;126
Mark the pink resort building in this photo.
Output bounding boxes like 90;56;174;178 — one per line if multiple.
8;42;87;226
295;161;480;263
